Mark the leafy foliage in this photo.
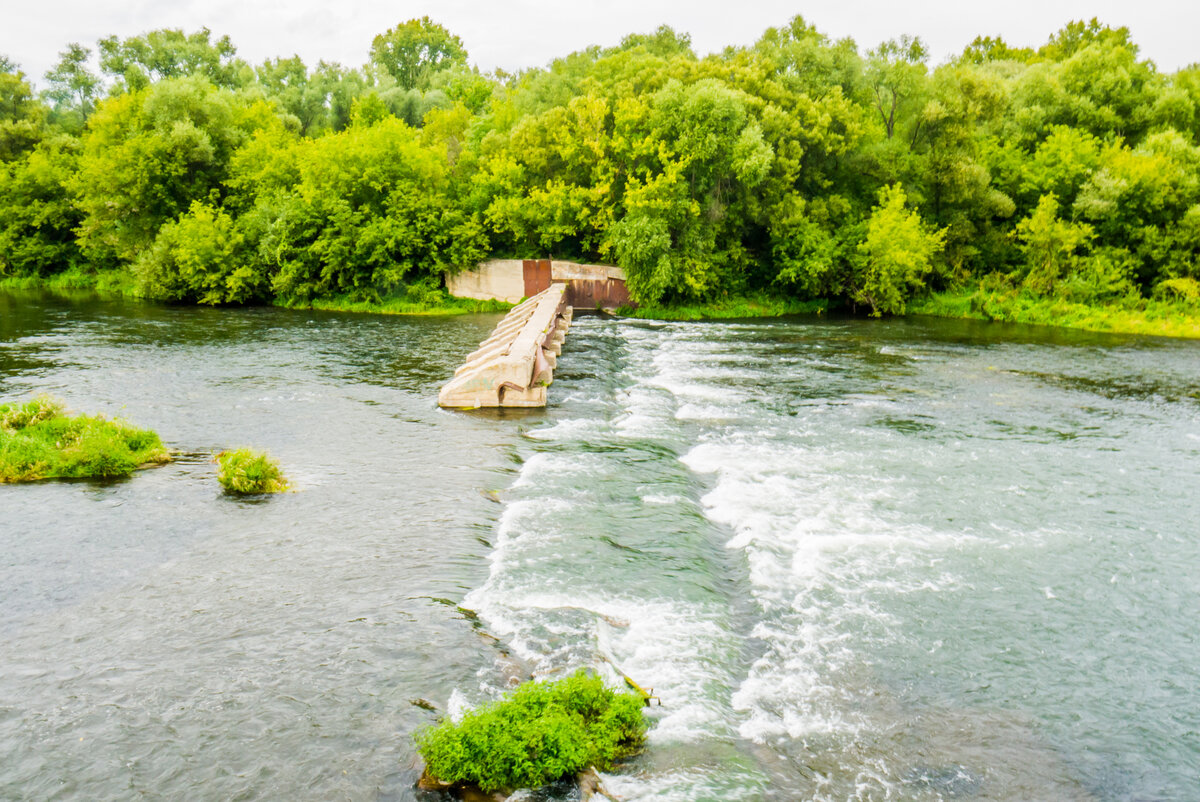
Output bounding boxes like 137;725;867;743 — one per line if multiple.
215;448;288;494
416;671;647;793
3;17;1200;327
854;185;946;315
369;17;468;90
0;395;169;482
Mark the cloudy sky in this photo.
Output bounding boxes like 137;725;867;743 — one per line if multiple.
4;0;1198;86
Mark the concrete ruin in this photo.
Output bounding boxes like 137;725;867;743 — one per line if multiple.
438;284;572;409
448;259;631;308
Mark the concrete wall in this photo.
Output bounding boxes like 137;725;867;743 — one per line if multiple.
446;260;526;304
549;262;626;283
449;259;629;305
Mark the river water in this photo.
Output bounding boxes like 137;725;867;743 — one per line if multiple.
1;292;1198;801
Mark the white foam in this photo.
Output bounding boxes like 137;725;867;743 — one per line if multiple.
525;418;601;440
446;688;470;723
679;430;978;742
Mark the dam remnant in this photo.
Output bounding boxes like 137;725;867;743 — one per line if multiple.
438;284;572;409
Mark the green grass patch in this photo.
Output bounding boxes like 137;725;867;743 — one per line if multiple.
416;670;647;794
276;287;511;317
911;287;1200;339
216;448;289;494
0;395;170;482
619;294;829;321
0;268;139;298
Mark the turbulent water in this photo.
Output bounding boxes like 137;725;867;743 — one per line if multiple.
2;292;1199;801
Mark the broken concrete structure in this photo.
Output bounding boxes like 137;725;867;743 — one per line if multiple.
448;259;631;308
438;284;572;409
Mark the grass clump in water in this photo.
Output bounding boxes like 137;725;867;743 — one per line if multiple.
216;448;289;494
0;395;170;482
415;670;647;794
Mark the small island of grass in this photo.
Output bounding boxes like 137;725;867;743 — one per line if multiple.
416;670;647;795
216;448;289;494
0;395;170;482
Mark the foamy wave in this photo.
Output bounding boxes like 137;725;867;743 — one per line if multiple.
525;417;602;440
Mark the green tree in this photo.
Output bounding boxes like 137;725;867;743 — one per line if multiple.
72;76;289;263
958;36;1034;65
0;134;83;276
865;36;929;140
134;201;262;303
369;18;468;90
1013;193;1093;294
0;60;47;161
853;184;946;314
229;117;487;301
43;44;101;127
98;28;248;91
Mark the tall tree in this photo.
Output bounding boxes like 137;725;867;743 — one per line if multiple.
369;17;468;90
43;44;101;123
865;36;928;141
98;28;248;90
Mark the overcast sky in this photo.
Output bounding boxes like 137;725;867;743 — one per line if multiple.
4;0;1198;86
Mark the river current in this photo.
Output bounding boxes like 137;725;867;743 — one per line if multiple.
1;292;1198;801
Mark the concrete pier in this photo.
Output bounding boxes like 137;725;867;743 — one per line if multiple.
438;284;573;409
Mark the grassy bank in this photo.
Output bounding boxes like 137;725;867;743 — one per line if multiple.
0;268;138;297
618;295;829;321
0;396;170;482
275;290;510;317
0;271;510;317
911;288;1200;339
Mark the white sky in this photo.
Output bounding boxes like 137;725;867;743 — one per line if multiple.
4;0;1197;87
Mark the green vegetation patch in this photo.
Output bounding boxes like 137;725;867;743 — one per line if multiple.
0;268;138;298
216;448;289;494
0;395;169;482
416;670;647;793
620;294;829;321
912;287;1200;339
277;285;511;317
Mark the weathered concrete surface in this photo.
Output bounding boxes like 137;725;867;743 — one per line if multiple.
438;284;573;409
446;260;526;304
448;260;631;308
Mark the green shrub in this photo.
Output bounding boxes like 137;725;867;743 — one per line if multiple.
416;670;647;794
216;448;288;493
0;395;169;482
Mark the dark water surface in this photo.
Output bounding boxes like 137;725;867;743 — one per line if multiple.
1;292;1198;801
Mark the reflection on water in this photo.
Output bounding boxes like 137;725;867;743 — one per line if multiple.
2;291;1199;800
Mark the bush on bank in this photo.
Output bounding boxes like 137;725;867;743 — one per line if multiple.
0;395;170;482
5;18;1200;334
216;447;288;493
415;670;647;793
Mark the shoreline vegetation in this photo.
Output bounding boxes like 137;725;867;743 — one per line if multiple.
3;18;1200;339
0;395;170;482
5;271;1198;338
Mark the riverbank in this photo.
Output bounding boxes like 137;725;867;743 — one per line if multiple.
0;271;510;317
910;288;1200;339
617;295;828;321
6;272;1199;337
275;292;510;317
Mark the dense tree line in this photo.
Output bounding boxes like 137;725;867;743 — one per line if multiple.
2;17;1200;314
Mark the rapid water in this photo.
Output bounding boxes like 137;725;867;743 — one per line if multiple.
2;291;1198;800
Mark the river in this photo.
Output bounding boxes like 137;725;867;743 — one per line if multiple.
1;291;1198;801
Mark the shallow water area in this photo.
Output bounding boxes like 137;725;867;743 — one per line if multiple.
2;291;1199;800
